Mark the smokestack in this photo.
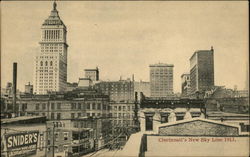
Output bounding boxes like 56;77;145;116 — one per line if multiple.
13;62;17;117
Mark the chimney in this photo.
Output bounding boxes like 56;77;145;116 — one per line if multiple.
13;62;17;117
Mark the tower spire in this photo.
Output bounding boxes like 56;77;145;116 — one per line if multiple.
53;0;57;10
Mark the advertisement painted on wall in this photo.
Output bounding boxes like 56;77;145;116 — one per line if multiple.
4;131;39;157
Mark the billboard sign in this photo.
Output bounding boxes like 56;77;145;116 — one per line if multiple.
5;131;39;157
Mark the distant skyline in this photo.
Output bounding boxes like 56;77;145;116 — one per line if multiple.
1;1;248;92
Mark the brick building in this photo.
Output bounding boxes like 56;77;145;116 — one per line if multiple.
1;89;110;120
94;79;134;103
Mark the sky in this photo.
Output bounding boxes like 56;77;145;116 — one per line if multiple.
1;1;249;92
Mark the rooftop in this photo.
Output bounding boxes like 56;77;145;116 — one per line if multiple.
149;63;174;67
42;2;66;27
1;116;46;124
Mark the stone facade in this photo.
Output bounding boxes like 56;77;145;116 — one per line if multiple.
34;2;68;94
158;118;239;136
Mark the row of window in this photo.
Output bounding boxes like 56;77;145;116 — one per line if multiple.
36;103;61;110
40;61;53;66
111;105;134;111
41;46;62;49
41;50;62;52
112;113;133;118
44;30;61;40
71;103;108;110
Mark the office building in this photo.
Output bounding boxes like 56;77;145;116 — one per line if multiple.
84;67;99;81
189;47;214;95
33;2;68;94
94;78;134;103
149;63;174;97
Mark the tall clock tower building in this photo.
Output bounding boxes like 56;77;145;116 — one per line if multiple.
34;2;68;94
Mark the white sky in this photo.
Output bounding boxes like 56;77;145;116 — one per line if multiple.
1;1;248;92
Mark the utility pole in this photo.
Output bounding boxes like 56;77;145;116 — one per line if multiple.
52;123;55;157
12;62;17;117
134;92;139;131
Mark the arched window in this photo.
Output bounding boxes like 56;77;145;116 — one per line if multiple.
40;61;43;66
50;61;53;66
45;61;48;66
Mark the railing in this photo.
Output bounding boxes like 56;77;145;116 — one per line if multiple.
140;99;205;109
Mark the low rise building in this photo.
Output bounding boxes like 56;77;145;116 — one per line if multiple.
139;97;206;132
1;89;110;120
78;78;92;89
72;117;112;150
1;116;47;157
46;120;94;157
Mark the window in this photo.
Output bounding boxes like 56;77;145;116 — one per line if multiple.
57;113;61;120
92;103;96;110
78;103;81;109
123;106;126;111
42;104;46;110
71;103;75;109
87;103;90;109
71;113;75;119
97;103;101;110
45;61;48;66
119;106;121;111
40;61;43;66
51;103;55;110
50;61;53;66
36;104;40;110
55;132;59;141
51;113;55;120
57;103;61;109
63;132;69;140
78;113;81;117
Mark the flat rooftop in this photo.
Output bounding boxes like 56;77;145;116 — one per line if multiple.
149;63;174;67
1;116;45;124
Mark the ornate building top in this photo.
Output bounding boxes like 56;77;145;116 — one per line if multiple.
42;1;66;27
